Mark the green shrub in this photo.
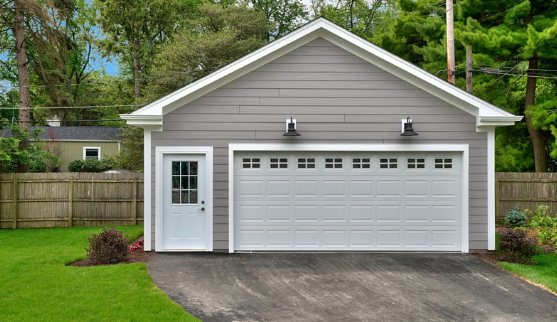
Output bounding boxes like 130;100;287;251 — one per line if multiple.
68;159;113;172
505;206;526;227
85;228;129;264
526;205;557;250
528;205;552;228
498;228;538;264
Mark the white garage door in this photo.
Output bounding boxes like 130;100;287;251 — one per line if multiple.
234;152;462;251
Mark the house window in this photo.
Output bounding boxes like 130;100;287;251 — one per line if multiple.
242;158;261;169
325;157;343;169
298;158;316;169
435;158;453;169
270;157;288;169
83;147;100;160
407;158;425;169
353;158;371;169
379;158;398;169
171;161;198;204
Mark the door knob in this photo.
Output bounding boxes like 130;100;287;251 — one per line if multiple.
199;207;205;211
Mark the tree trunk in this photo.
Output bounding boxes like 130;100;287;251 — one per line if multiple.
524;56;547;172
14;0;31;172
134;41;141;98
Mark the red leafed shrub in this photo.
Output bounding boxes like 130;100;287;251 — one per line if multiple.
498;228;538;264
86;228;129;264
129;236;144;252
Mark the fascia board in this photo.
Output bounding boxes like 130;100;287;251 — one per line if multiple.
120;114;163;130
477;115;524;128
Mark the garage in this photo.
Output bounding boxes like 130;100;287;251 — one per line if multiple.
124;18;522;253
234;150;463;251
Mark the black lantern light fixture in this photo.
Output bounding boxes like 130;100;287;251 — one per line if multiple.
401;117;418;136
283;117;301;136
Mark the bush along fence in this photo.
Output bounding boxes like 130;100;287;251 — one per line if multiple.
496;172;557;223
0;172;143;229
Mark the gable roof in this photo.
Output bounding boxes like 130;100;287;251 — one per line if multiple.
121;17;522;130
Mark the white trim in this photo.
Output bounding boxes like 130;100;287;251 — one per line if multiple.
143;130;152;251
155;146;213;252
228;143;470;253
83;146;101;160
487;128;496;250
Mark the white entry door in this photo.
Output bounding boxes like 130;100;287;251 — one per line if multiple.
163;154;206;250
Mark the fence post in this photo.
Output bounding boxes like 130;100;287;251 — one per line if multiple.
132;178;138;225
495;179;500;223
68;177;74;227
12;177;18;229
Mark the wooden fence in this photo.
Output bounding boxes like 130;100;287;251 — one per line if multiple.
0;172;143;229
496;172;557;222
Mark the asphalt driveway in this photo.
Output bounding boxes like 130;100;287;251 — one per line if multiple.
149;253;557;322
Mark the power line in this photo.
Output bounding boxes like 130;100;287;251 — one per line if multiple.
0;104;139;110
0;70;199;90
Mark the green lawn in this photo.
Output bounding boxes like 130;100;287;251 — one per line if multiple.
498;254;557;294
0;226;200;322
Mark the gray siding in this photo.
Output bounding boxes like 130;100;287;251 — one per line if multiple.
151;38;488;250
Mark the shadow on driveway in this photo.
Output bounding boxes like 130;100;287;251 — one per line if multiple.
148;253;557;322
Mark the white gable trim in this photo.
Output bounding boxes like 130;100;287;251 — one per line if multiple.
122;18;521;129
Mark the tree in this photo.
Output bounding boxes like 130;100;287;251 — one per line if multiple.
457;0;557;172
96;0;201;99
314;0;399;41
0;118;60;172
106;125;143;171
142;2;272;101
0;0;76;171
243;0;308;40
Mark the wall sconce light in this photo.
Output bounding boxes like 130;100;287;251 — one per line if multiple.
401;117;418;136
283;117;301;136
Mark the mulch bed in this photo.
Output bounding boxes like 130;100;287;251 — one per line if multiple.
471;226;554;267
67;236;153;267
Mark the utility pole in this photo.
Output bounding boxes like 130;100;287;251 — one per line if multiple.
446;0;455;84
466;45;473;93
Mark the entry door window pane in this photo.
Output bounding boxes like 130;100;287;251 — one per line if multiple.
171;161;199;204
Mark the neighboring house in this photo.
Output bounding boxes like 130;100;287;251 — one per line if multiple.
122;18;522;253
37;125;120;171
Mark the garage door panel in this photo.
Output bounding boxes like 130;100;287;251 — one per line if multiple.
349;205;374;222
235;152;462;251
377;206;401;222
349;180;374;196
235;226;461;250
404;206;429;222
236;202;461;226
268;206;291;222
267;180;290;196
294;206;319;222
323;205;347;222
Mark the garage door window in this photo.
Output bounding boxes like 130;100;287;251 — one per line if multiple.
270;158;288;169
353;158;371;169
298;158;316;169
325;158;343;169
407;158;425;169
243;158;261;169
435;158;453;169
379;158;398;169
